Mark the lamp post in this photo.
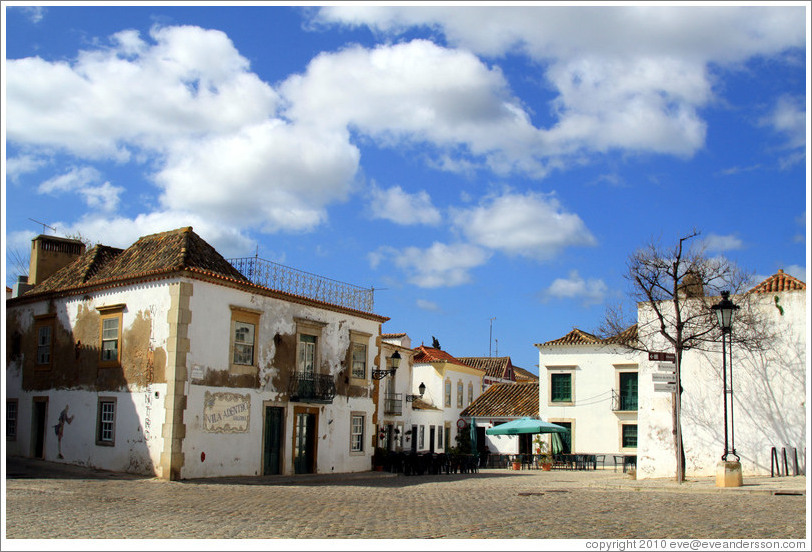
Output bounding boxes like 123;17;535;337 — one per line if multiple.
406;382;426;403
372;350;400;380
711;290;741;487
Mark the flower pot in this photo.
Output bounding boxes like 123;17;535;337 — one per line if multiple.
542;463;552;471
374;465;384;471
511;461;522;470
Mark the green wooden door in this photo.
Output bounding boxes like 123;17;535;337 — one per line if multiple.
263;406;283;475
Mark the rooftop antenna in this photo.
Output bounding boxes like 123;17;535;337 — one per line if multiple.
29;218;56;235
489;317;496;357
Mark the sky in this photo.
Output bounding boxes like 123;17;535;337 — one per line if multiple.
2;2;809;375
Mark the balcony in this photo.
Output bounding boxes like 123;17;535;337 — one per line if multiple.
228;256;374;313
384;393;403;416
611;389;638;412
289;372;336;404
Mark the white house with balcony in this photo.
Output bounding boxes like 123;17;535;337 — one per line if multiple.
5;228;389;479
536;326;640;462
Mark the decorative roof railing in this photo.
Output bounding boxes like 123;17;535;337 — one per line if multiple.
228;256;375;313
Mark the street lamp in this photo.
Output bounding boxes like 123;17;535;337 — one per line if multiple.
406;382;426;403
711;290;741;487
372;350;400;380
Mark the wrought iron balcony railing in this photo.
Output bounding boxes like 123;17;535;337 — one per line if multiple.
289;371;336;404
611;389;638;412
228;256;374;313
383;393;403;416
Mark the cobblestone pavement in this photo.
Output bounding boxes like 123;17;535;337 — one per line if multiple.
4;457;808;541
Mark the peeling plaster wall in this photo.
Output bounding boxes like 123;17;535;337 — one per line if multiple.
538;345;640;456
179;280;380;478
5;281;173;474
637;290;807;478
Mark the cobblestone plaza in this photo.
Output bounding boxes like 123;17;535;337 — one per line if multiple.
3;457;807;542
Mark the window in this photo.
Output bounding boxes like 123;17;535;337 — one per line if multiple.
437;424;443;449
96;398;117;446
34;315;55;368
350;413;365;453
351;343;367;379
6;400;18;441
618;371;638;411
457;381;463;407
622;424;637;449
551;373;572;403
444;379;452;407
230;306;261;373
467;382;474;406
97;305;124;367
418;425;425;449
299;334;316;374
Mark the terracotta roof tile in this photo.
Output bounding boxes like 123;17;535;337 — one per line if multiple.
512;366;539;382
748;269;806;294
456;357;513;380
460;382;539;418
412;346;481;370
538;325;637;347
382;332;406;338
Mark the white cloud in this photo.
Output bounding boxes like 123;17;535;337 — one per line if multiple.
416;299;442;312
316;6;804;160
543;270;608;307
451;191;596;260
280;39;547;176
761;95;806;149
6;25;279;159
703;233;744;253
5;154;46;182
38;167;123;212
370;242;491;288
368;184;441;225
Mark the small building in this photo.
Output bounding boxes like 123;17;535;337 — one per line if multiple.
5;228;389;479
410;345;486;452
535;326;639;458
374;332;417;452
456;356;517;391
460;381;540;456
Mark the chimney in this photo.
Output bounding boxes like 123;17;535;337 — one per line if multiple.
12;275;33;298
28;235;86;287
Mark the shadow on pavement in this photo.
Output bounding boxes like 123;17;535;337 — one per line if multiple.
5;455;152;481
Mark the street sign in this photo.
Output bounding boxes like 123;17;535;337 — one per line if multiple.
649;352;676;362
657;362;676;372
654;383;677;393
652;373;677;383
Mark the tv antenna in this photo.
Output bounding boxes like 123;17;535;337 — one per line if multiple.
29;218;56;234
489;317;496;357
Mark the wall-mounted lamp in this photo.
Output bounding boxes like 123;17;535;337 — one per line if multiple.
406;382;426;402
372;350;401;380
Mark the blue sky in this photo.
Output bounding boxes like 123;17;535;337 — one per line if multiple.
3;3;809;374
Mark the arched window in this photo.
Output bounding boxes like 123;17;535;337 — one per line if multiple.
457;381;464;407
444;379;452;407
467;382;474;405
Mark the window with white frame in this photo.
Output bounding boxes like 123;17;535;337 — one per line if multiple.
444;379;452;407
97;305;125;367
351;343;367;379
6;400;18;441
350;413;365;453
37;325;52;365
467;382;474;405
96;398;116;446
457;381;463;407
230;306;261;373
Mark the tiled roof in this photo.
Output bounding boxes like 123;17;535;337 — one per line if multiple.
456;357;513;380
748;270;806;294
413;346;480;370
382;332;406;338
460;382;539;418
29;227;246;295
537;325;637;347
512;366;539;382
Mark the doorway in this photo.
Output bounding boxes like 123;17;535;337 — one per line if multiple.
293;408;318;474
32;397;48;459
263;406;284;475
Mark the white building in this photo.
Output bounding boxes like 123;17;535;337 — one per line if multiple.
534;270;807;479
5;228;389;479
637;271;807;478
408;345;486;453
536;326;639;460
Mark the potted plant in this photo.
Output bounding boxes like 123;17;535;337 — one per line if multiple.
534;436;554;471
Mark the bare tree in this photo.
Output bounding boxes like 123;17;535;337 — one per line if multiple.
599;230;775;482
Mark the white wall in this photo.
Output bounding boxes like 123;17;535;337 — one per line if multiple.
637;290;807;478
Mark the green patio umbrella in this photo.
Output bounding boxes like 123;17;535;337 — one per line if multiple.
485;417;569;436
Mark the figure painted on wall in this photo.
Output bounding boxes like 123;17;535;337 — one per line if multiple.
54;405;74;459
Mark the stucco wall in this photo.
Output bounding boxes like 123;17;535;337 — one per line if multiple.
637;290;807;478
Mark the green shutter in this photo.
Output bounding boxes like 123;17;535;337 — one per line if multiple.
551;373;572;402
